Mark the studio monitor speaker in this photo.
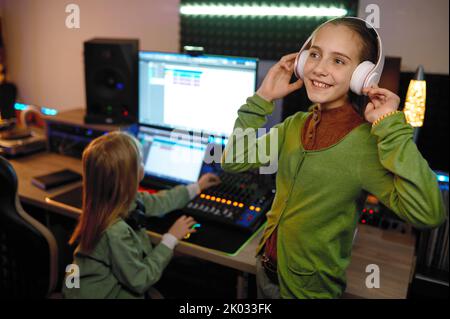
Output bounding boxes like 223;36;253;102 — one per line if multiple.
84;38;139;124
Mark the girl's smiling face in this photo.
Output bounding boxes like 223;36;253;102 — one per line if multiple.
303;24;363;109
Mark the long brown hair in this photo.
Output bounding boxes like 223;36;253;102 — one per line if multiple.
69;131;142;253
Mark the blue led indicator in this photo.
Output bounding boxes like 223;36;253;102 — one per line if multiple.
41;107;58;116
14;103;28;111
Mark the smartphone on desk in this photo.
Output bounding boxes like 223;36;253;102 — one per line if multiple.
32;169;82;190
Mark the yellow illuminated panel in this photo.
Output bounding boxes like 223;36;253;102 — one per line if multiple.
404;80;426;127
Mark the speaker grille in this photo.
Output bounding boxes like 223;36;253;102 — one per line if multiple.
84;38;139;124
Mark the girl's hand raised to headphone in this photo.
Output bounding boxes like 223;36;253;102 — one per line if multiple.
168;215;197;240
256;53;304;103
363;85;401;123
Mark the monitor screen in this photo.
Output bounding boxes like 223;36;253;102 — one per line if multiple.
137;125;207;185
139;51;258;137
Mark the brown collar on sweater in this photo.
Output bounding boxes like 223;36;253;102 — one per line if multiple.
302;103;366;150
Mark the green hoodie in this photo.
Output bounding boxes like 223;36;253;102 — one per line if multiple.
221;94;446;299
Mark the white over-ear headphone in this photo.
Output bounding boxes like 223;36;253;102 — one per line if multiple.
293;17;385;96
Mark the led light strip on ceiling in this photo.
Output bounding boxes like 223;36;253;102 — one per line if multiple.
180;4;348;17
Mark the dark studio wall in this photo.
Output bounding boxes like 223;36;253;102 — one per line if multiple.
180;0;359;60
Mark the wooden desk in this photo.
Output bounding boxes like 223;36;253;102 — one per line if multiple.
10;151;416;298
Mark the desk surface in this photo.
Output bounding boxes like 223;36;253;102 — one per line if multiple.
10;152;261;275
10;151;416;299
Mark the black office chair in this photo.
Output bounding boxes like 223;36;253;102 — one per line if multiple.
0;156;58;298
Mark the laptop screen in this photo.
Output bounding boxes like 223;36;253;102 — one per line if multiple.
138;51;258;137
137;126;207;185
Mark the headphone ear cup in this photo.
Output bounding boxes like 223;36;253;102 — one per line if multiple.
295;50;310;80
350;61;375;95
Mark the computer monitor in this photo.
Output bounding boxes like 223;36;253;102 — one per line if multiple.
138;51;258;137
137;125;207;185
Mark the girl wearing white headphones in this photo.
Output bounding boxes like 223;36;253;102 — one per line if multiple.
222;17;445;299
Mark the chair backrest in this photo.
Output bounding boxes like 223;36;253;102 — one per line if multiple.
0;156;58;298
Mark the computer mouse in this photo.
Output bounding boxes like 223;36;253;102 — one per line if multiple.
184;223;202;240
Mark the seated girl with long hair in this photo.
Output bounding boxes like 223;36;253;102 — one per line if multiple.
63;131;220;298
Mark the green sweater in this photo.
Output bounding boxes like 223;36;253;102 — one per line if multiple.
63;185;190;299
221;94;446;299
